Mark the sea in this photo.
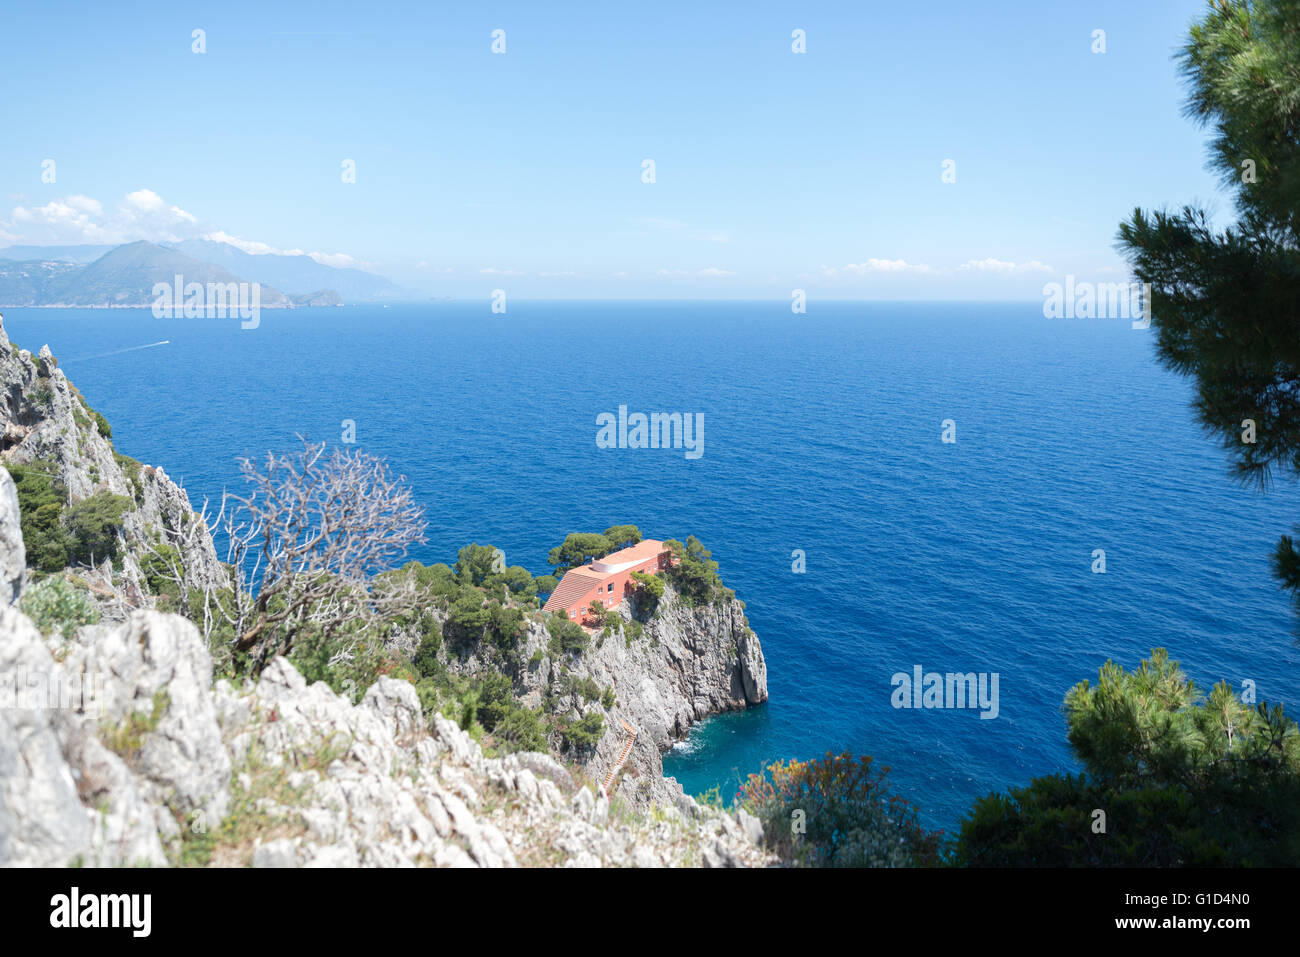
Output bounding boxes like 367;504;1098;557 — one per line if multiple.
6;300;1298;832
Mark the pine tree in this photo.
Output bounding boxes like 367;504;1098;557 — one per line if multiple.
1116;0;1300;615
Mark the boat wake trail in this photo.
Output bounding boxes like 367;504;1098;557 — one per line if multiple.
65;340;171;361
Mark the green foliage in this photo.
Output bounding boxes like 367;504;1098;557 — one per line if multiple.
602;524;642;550
663;535;732;606
113;452;145;504
493;705;548;752
454;543;501;586
486;601;526;650
287;627;388;704
486;564;538;600
473;672;517;732
444;592;490;649
394;561;462;602
623;618;645;646
3;468;131;571
7;462;69;572
411;631;443;680
558;711;604;753
559;673;601;703
20;575;100;637
64;492;133;566
627;570;664;617
140;542;181;599
91;409;112;438
533;574;558;596
956;650;1300;867
546;525;642;575
546;613;588;655
739;752;944;867
547;532;614;575
1116;0;1300;616
414;668;544;756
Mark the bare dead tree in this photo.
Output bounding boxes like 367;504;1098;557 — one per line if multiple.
138;495;216;617
213;436;426;673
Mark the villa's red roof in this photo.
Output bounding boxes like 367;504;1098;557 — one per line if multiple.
541;539;667;614
543;568;604;611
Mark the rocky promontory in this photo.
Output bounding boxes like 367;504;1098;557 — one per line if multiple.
0;322;773;867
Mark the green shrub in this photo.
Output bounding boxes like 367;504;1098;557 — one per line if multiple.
663;536;732;606
64;492;133;566
487;601;526;650
559;711;604;753
444;592;490;649
6;463;69;572
474;672;517;733
739;752;944;867
140;542;181;601
546;614;588;655
955;650;1300;867
494;705;547;752
113;452;145;504
412;631;443;679
21;575;100;637
287;627;385;704
628;571;664;617
454;543;500;586
91;409;112;438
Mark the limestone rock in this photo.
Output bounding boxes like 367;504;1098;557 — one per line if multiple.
0;607;91;866
0;468;24;604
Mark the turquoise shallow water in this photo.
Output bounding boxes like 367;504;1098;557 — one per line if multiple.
7;300;1299;831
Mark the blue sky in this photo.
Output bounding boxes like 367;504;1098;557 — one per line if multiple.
0;0;1227;298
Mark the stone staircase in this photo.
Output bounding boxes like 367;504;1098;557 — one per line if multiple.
601;718;638;793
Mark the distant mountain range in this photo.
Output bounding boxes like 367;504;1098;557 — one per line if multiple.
0;240;405;307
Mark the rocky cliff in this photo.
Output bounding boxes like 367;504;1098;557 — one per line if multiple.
0;312;226;615
0;589;770;867
440;586;768;811
0;320;774;866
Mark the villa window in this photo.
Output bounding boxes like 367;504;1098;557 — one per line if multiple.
607;583;614;592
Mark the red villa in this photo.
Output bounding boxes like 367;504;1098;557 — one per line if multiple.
542;539;673;626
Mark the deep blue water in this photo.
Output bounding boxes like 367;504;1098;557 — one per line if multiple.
6;301;1299;832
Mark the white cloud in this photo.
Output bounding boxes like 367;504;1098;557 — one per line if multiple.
0;191;368;273
203;229;364;270
122;188;165;213
308;251;357;269
4;189;201;245
958;258;1053;274
818;257;1054;279
822;259;933;277
204;230;293;256
479;267;522;276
